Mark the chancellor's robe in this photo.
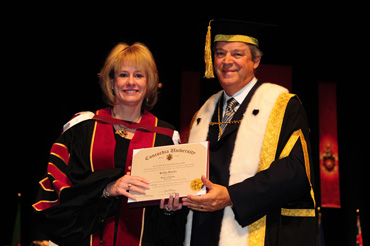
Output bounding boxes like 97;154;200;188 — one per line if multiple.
185;81;317;246
33;108;187;246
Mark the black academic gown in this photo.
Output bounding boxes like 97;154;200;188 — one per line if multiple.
189;82;317;246
33;109;188;246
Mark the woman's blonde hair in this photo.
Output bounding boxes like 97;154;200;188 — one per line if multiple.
99;42;159;110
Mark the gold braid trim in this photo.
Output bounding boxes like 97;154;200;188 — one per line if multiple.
214;34;259;47
209;120;241;126
248;93;295;246
257;93;295;172
280;129;316;208
209;97;241;135
281;208;315;217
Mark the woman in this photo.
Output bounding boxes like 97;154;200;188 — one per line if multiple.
33;43;187;246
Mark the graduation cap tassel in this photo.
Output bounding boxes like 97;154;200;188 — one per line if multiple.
204;20;215;78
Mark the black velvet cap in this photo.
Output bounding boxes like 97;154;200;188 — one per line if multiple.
204;19;276;78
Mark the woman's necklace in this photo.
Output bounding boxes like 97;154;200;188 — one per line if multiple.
112;109;141;138
115;126;128;138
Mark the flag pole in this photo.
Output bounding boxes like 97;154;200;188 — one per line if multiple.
11;193;21;246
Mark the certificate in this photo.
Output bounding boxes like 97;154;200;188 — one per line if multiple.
128;142;209;206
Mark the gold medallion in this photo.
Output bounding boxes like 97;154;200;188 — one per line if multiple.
190;178;204;191
115;129;128;138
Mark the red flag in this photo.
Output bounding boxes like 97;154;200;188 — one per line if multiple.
356;209;363;246
318;82;341;208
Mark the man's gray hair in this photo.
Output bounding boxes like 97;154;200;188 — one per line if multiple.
247;44;263;61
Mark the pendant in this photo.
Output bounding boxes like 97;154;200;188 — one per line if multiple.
115;129;128;138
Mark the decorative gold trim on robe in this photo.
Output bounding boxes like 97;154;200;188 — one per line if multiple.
248;93;295;246
90;120;98;172
279;129;316;218
280;129;316;207
281;208;315;217
50;143;70;165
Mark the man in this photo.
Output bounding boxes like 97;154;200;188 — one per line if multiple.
182;19;317;246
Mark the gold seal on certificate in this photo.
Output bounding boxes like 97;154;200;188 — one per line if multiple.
190;178;204;191
128;142;209;206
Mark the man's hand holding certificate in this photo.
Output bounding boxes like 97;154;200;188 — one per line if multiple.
128;142;209;206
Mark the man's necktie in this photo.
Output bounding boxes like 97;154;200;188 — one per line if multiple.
218;97;239;140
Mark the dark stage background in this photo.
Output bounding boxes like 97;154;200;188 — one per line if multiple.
3;4;367;246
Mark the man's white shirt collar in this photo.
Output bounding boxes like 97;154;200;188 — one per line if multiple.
222;77;258;115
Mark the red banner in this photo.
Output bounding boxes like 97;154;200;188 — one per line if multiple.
318;82;341;208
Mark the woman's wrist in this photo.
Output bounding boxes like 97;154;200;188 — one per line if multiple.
103;186;110;199
102;182;119;199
